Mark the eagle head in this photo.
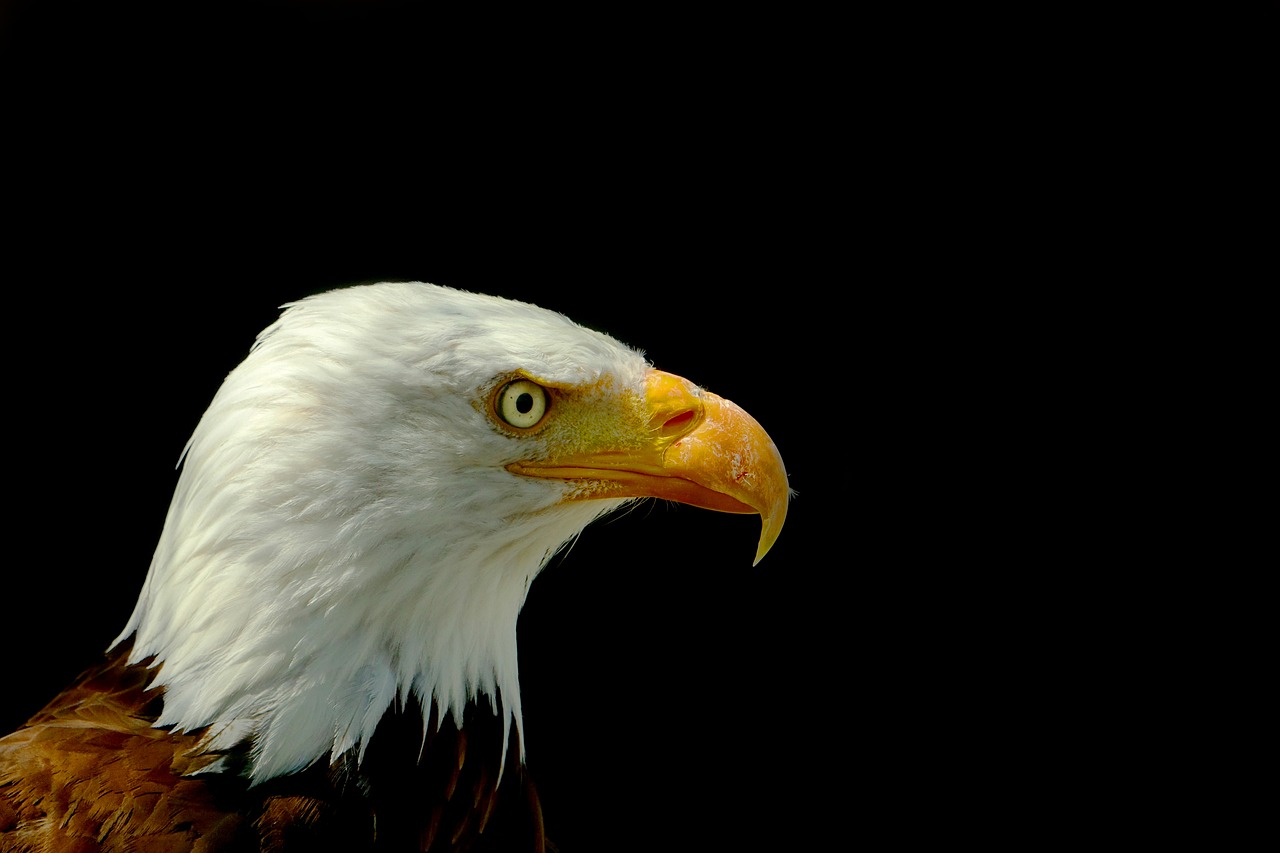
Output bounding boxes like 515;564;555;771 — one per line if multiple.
114;282;788;781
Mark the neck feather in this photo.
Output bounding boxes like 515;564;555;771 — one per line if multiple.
118;488;620;782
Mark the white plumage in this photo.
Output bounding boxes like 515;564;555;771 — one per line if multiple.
116;283;650;781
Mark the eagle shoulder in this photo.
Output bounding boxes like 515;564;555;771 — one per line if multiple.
0;646;248;850
0;648;546;851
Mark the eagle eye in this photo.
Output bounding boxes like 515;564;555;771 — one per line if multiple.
496;379;549;429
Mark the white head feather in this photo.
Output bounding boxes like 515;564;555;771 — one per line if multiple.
114;282;649;782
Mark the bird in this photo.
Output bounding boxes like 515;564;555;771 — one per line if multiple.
0;281;788;852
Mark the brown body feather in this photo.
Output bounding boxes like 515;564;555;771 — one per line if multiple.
0;644;546;852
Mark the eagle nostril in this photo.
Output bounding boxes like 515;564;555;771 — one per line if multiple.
660;409;697;437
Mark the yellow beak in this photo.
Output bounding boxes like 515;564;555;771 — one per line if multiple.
507;369;788;565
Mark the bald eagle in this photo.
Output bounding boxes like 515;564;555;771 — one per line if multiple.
0;282;788;851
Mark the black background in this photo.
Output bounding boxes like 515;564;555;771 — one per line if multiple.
1;2;868;849
1;5;1215;847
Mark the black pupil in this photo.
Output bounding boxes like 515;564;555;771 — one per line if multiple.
516;392;534;414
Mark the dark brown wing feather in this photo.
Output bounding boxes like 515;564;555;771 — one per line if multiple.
0;644;546;852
